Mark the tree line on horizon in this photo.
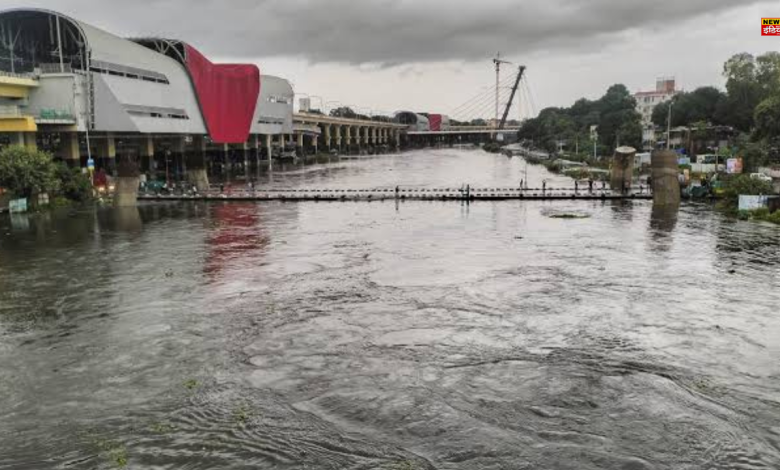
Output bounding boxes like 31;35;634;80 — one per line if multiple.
517;51;780;170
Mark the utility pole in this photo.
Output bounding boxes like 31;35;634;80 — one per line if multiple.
493;53;511;128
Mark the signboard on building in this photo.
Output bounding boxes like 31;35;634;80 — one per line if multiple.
727;158;744;174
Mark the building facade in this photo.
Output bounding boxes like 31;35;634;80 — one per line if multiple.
634;77;678;149
0;7;293;175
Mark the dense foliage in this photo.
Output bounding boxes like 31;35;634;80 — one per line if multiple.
651;87;728;128
721;174;774;203
55;162;93;202
517;84;642;155
0;146;60;198
519;51;780;166
0;146;92;202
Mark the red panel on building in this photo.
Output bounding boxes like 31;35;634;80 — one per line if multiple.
429;114;443;132
184;45;260;144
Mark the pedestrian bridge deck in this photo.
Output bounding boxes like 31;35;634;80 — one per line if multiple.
139;186;652;202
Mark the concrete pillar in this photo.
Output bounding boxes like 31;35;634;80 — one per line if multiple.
611;146;635;193
10;133;24;147
10;132;37;150
114;176;139;206
324;124;332;149
363;127;370;145
142;136;154;158
96;134;116;173
345;126;352;147
312;134;319;155
394;129;401;148
371;127;377;144
242;142;250;176
115;155;140;207
58;132;80;161
265;134;273;171
651;150;681;207
335;125;342;150
23;132;37;151
102;135;117;158
297;132;304;149
186;135;209;192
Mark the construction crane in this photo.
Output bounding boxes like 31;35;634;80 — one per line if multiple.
499;65;526;130
493;53;512;126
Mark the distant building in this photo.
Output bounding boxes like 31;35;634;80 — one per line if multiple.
634;77;678;149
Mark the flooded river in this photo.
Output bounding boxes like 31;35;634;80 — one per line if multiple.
1;148;780;469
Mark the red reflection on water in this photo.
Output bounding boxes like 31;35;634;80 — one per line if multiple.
204;203;269;280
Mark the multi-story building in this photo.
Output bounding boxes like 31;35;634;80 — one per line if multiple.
634;78;678;149
0;7;294;184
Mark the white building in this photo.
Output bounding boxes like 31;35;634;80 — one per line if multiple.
634;78;678;149
0;8;293;170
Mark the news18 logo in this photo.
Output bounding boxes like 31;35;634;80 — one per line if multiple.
763;18;780;35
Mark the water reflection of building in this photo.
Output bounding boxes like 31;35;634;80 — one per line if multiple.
204;203;269;280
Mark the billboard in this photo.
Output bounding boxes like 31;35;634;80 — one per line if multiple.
727;158;743;174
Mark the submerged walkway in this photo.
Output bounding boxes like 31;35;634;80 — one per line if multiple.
139;186;653;202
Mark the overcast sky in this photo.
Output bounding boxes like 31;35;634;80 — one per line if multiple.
2;0;777;119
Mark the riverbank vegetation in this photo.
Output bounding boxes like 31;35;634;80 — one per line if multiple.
715;174;780;224
517;52;780;173
517;83;642;156
0;146;92;207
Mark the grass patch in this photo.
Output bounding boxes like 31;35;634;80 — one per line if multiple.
233;406;252;426
149;422;177;434
183;379;199;390
737;208;780;225
93;438;128;468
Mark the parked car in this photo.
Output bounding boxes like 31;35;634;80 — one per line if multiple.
750;173;773;183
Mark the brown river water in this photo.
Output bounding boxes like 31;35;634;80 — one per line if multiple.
1;148;780;469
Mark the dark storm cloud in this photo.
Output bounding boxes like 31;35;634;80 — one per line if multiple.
9;0;767;64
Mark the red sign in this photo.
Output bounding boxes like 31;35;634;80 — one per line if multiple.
762;18;780;35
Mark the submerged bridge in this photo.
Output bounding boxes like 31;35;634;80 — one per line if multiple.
139;185;652;202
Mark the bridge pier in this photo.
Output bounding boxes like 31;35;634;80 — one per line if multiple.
611;146;635;194
651;150;681;207
114;154;140;207
323;124;332;151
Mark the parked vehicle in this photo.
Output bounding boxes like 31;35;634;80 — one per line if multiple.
750;173;773;183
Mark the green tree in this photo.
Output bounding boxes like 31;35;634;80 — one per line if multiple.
597;84;642;150
54;162;93;202
721;52;778;131
0;146;59;198
722;174;774;203
329;107;357;118
756;51;780;96
518;83;641;154
754;93;780;141
652;87;728;128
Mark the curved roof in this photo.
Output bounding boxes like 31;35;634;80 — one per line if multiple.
0;8;263;143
